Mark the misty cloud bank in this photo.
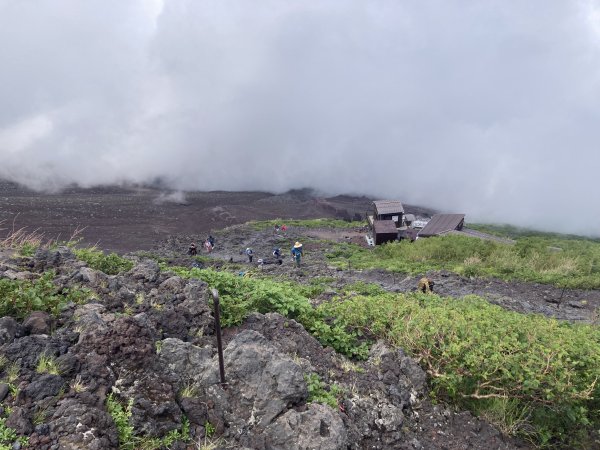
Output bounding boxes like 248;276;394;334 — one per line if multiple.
1;1;600;235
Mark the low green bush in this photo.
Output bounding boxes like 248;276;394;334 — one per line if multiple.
0;271;88;319
168;266;369;359
106;393;190;449
74;247;133;275
305;373;344;409
320;292;600;447
0;415;28;450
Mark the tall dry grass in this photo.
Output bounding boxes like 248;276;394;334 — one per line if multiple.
0;215;86;252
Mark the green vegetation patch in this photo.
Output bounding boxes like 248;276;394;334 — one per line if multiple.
327;234;600;289
0;414;28;450
320;292;600;447
305;373;344;409
106;393;190;449
168;266;369;359
74;247;134;275
0;271;89;319
249;218;365;230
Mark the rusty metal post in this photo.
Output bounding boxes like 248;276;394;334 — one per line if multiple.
211;288;226;385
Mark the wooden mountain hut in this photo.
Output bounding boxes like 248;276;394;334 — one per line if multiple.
371;200;404;228
373;220;399;245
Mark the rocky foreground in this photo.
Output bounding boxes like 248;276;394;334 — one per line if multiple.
0;242;532;450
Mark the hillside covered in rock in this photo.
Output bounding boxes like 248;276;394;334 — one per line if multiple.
1;219;598;449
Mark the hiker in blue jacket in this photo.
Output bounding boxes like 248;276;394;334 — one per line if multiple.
291;242;303;267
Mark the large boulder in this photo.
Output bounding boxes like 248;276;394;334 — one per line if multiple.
19;374;65;403
265;403;347;450
158;338;216;385
49;399;118;450
129;259;160;283
32;246;75;272
223;330;307;428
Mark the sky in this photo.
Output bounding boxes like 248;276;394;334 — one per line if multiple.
1;0;600;235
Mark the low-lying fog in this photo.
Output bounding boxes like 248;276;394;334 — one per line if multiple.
1;1;599;236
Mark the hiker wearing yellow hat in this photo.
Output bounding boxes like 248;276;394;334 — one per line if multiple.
291;242;304;267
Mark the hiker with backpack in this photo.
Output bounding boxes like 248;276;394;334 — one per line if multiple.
418;277;435;294
291;242;303;267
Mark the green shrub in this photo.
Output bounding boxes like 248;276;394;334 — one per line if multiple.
0;415;28;450
320;292;600;447
74;247;133;275
19;241;38;257
168;266;368;359
0;271;88;319
106;394;190;449
305;373;343;409
107;394;135;449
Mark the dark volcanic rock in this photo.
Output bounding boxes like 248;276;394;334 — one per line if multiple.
6;406;33;435
223;330;307;429
2;335;65;371
19;374;64;403
23;311;52;335
32;246;75;272
76;315;155;368
50;398;118;449
0;316;20;344
265;403;347;450
129;259;160;283
158;338;215;384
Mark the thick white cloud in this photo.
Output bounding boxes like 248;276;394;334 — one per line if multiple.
1;0;599;235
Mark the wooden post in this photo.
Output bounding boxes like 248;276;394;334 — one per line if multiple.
211;288;226;385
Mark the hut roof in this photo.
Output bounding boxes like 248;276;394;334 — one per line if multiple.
373;200;404;215
373;220;399;235
418;214;465;237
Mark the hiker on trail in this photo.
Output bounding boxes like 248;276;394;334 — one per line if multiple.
291;242;303;267
245;247;254;263
418;277;435;294
272;247;283;265
281;224;287;232
274;224;280;233
188;243;197;256
204;235;215;252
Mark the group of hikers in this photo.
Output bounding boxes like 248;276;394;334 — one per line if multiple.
244;241;304;267
187;233;433;288
273;223;288;233
188;235;215;256
188;235;305;267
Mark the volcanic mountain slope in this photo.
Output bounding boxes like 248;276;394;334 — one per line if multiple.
0;238;534;449
0;181;392;253
160;222;600;324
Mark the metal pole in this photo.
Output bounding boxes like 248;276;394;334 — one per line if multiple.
211;288;226;385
